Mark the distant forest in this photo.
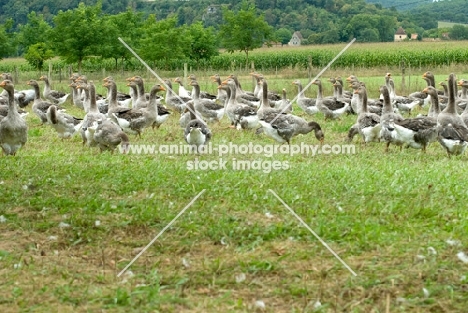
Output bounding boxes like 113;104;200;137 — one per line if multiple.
1;0;468;46
0;0;433;31
366;0;433;11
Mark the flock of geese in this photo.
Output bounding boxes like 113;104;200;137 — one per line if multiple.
0;70;468;157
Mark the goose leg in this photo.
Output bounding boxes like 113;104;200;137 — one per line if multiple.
385;142;390;153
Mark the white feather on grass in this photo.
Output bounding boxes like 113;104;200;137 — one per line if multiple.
457;252;468;264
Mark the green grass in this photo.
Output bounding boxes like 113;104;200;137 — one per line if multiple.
438;21;468;28
1;67;468;312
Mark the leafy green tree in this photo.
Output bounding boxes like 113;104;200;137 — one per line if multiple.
17;12;52;55
437;27;451;40
342;14;383;42
101;0;130;14
279;12;302;32
0;25;11;59
275;28;292;46
219;0;274;66
358;28;380;42
100;9;144;69
24;42;54;71
320;28;340;44
183;22;219;63
1;1;29;28
48;2;105;72
449;24;468;40
0;19;15;59
137;16;185;66
375;15;397;42
307;33;321;44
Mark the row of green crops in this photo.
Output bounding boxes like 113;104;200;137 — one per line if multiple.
2;41;468;73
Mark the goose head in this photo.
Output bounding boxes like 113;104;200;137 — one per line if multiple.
292;80;301;86
1;73;13;80
210;74;221;83
0;79;14;90
27;79;39;87
346;75;358;83
103;76;114;83
308;121;324;144
69;73;80;81
188;74;197;81
126;80;137;88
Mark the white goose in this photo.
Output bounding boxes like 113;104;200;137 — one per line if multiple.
221;78;257;128
112;84;166;137
437;73;468;157
379;85;406;151
385;73;421;114
0;80;28;155
189;80;224;123
292;80;319;115
173;77;191;98
78;82;107;147
259;113;324;145
39;75;69;105
69;73;85;110
380;85;438;152
184;99;212;153
312;79;349;120
277;88;292;113
27;79;59;125
354;85;381;144
164;79;191;114
210;74;228;103
46;105;83;140
89;118;130;154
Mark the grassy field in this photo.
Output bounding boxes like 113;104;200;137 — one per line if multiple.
1;57;468;312
438;21;468;28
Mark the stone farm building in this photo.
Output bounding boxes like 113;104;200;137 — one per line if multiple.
288;31;303;46
394;27;407;42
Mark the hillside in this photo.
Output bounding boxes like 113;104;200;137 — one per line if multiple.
1;0;466;52
0;0;406;33
0;0;427;48
367;0;468;25
409;0;468;25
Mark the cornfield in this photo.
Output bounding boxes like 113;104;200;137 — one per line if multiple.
2;41;468;73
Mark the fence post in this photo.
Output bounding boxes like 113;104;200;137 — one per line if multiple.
13;66;19;84
184;63;188;87
251;61;255;92
48;62;52;79
308;55;312;82
400;60;406;95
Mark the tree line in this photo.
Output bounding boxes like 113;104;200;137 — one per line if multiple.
0;0;464;71
0;1;284;71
